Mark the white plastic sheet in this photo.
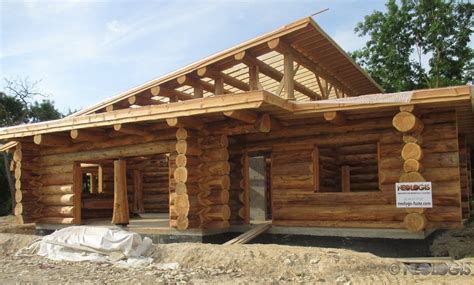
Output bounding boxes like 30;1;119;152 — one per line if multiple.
35;226;153;266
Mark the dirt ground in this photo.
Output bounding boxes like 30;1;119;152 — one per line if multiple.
1;216;474;284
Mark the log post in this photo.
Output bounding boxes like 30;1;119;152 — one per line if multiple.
112;159;129;225
393;105;427;231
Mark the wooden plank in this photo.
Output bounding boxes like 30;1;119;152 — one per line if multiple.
223;222;271;245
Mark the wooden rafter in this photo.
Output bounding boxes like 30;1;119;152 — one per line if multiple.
128;95;161;106
150;86;194;101
234;50;321;100
176;75;231;95
197;66;250;92
267;38;356;97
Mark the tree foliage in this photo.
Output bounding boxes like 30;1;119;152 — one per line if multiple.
351;0;473;92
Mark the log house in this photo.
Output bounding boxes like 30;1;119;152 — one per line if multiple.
0;17;472;235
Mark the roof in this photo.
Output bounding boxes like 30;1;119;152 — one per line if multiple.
70;17;383;117
0;86;471;141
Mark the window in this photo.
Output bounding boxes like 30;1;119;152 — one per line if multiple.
314;143;380;192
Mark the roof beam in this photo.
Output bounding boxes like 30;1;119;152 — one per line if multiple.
34;134;71;146
113;124;151;137
267;38;356;97
150;86;194;101
70;129;108;142
234;51;321;100
128;95;161;106
197;67;250;92
176;75;231;95
166;117;203;130
324;111;347;125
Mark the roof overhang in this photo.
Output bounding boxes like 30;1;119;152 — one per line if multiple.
0;86;471;142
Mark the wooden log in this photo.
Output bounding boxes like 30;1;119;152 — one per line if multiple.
223;110;258;124
15;189;38;202
199;175;230;191
199;135;229;149
392;112;424;133
175;154;200;167
324;111;346;125
82;209;113;219
403;134;423;144
82;199;113;209
403;159;423;173
198;190;230;205
42;206;74;217
175;128;188;140
112;159;129;225
399;172;426;182
34;134;71;146
39;194;74;206
41;173;73;186
39;184;74;195
402;143;423;161
40;140;175;166
173;167;188;183
404;213;427;232
200;161;230;176
254;114;271;133
200;148;229;162
202;205;231;221
166;117;203;130
14;202;41;216
176;140;201;156
70;129;107;142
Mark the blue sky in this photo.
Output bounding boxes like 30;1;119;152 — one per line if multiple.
0;0;387;112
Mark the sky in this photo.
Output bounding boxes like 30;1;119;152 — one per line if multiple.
0;0;388;113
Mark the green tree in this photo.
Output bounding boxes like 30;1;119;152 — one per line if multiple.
29;100;63;123
351;0;473;92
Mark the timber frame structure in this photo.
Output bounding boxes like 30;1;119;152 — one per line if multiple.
1;17;473;233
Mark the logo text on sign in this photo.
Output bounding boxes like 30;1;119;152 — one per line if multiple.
395;182;432;208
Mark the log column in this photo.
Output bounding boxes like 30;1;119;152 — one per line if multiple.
13;142;42;224
198;135;231;229
393;106;427;232
169;127;203;230
112;159;129;225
